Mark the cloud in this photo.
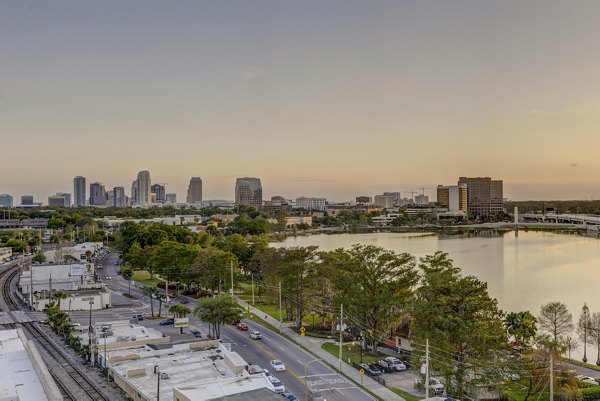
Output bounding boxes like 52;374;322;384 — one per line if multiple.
242;65;267;81
569;163;578;167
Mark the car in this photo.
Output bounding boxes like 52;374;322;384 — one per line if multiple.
132;314;144;321
190;328;203;338
359;363;382;376
269;376;285;393
415;377;445;395
159;318;175;326
270;359;286;372
281;390;299;400
375;360;393;372
250;330;262;340
237;322;249;331
384;356;407;371
263;369;273;378
96;264;103;269
105;276;112;280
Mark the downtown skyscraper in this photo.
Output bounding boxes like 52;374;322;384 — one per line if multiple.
132;170;151;205
186;177;202;204
73;176;86;207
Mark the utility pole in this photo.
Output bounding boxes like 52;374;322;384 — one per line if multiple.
338;304;343;372
29;263;34;310
550;354;554;401
230;260;234;297
425;338;430;399
278;282;282;332
251;274;255;306
48;274;52;302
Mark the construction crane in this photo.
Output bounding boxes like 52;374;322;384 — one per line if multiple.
418;187;431;196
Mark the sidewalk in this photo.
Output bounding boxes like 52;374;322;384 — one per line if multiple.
242;301;405;401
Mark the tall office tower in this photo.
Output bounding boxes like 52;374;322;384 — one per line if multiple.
151;184;166;203
457;177;503;220
21;195;34;206
374;194;394;209
166;193;177;204
383;192;402;206
131;180;138;204
235;177;262;208
436;184;467;212
133;170;151;205
89;182;107;206
73;176;86;207
113;187;126;207
186;177;203;204
0;194;13;208
414;194;429;205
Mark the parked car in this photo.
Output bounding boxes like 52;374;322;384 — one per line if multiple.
384;356;407;371
359;363;382;376
415;377;445;395
269;376;285;393
190;328;202;338
282;390;299;400
132;314;144;321
237;322;249;331
250;330;262;340
159;318;175;326
263;369;273;378
375;360;392;372
270;359;286;372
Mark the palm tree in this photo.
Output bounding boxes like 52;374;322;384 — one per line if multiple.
53;291;68;310
143;286;156;317
122;269;134;296
169;304;192;334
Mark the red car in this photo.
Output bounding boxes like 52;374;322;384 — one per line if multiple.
237;322;249;331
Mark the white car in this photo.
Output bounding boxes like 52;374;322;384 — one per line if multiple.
415;377;444;395
384;356;407;371
269;376;285;393
270;359;286;372
250;330;262;340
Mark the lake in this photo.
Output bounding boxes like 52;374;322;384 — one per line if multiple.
273;230;600;357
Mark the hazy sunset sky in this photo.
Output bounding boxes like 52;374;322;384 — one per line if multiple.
2;1;600;202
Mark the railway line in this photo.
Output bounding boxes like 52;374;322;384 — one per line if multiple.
1;261;110;401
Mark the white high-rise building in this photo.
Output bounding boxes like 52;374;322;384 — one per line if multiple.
374;194;394;209
74;176;86;207
186;177;203;204
133;170;151;205
0;194;13;208
166;193;177;204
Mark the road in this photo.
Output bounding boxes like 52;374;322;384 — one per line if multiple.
91;250;374;401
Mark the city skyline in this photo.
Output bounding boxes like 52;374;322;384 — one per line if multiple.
3;2;600;201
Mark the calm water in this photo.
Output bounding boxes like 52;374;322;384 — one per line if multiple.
274;231;600;357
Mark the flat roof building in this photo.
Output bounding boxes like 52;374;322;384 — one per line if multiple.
0;329;62;401
457;177;503;220
106;340;275;401
235;177;262;209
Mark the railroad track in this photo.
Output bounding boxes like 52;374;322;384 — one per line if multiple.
0;264;21;311
21;322;109;401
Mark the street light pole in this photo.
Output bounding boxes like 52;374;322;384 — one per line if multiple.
104;332;108;379
304;359;323;401
88;300;94;363
154;365;161;401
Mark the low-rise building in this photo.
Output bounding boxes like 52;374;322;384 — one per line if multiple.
285;216;312;228
371;213;401;227
106;340;275;401
374;194;394;209
0;329;62;401
294;197;327;211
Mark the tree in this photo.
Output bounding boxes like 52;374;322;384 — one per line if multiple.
144;286;156;317
505;311;537;346
122;269;133;296
193;296;243;339
53;291;68;310
169;304;192;334
324;244;417;355
577;303;592;363
411;252;507;399
589;312;600;366
191;247;238;296
538;301;573;349
32;252;46;264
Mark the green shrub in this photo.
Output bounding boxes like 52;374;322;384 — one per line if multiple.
581;385;600;401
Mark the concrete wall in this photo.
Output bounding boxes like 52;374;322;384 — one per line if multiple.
17;329;63;401
113;371;151;401
34;292;111;311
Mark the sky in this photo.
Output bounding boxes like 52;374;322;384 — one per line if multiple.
2;0;600;203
